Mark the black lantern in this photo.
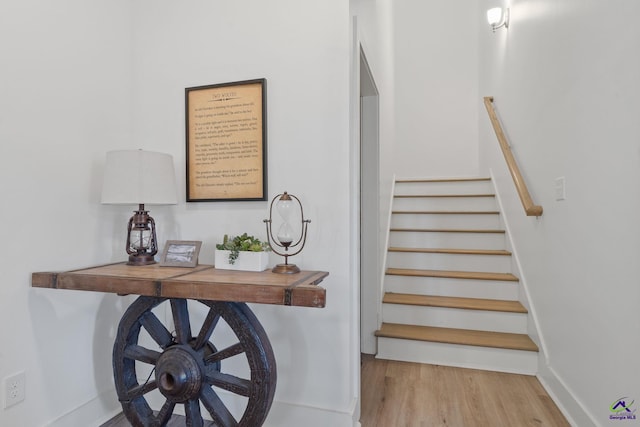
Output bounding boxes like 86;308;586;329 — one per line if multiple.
125;205;158;265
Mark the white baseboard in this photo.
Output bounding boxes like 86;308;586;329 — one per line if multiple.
265;398;358;427
537;361;598;427
46;388;360;427
46;388;122;427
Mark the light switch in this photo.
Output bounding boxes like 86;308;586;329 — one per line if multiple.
555;177;566;201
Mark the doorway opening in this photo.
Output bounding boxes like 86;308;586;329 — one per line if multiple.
359;48;380;355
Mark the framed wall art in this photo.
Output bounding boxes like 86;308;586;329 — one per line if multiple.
186;79;267;202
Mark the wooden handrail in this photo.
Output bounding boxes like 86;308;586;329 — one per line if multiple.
483;97;543;217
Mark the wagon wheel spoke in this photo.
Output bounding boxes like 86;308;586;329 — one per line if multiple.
193;307;221;351
140;311;174;349
205;342;244;364
170;299;192;345
200;386;239;427
184;398;204;427
204;365;251;397
114;298;276;427
126;380;157;400
123;344;161;365
154;399;176;425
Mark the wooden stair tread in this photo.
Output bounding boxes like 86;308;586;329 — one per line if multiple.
375;323;538;352
390;228;505;234
396;177;491;183
386;268;518;282
394;194;495;198
388;247;511;256
383;293;527;313
392;210;500;215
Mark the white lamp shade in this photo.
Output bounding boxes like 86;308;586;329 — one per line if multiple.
101;150;178;205
487;7;503;25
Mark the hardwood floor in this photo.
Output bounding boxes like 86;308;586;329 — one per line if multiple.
102;356;570;427
360;354;570;427
100;412;214;427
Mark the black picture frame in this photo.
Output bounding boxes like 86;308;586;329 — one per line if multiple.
185;78;267;202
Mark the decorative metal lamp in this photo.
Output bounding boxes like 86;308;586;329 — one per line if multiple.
264;192;310;274
101;150;178;266
487;7;509;32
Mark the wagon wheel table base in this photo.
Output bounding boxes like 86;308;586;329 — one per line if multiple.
32;263;327;427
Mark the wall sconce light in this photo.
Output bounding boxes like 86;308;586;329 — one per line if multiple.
101;150;177;265
487;7;509;32
264;192;311;274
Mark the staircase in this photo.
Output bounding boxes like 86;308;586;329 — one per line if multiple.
375;177;539;375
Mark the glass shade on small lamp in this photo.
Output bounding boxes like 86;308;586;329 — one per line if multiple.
487;8;502;25
264;192;310;274
487;7;509;32
276;195;295;247
101;150;178;266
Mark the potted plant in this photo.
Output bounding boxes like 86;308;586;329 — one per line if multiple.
214;233;270;271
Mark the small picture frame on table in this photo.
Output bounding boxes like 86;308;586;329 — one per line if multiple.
160;240;202;267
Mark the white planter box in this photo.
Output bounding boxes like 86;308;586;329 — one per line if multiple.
214;250;269;272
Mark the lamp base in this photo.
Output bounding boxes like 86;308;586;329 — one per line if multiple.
271;263;300;274
127;253;156;266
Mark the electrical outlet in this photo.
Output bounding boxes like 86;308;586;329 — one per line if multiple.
4;372;25;408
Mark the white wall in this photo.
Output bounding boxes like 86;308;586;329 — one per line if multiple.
0;1;133;426
478;1;640;426
11;1;631;425
350;0;396;365
351;0;481;373
351;0;396;217
393;0;479;177
356;0;481;182
1;1;357;426
129;1;355;426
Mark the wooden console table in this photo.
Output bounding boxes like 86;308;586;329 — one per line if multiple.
32;263;328;427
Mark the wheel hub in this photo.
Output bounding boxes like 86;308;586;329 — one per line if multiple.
114;298;277;426
155;345;204;403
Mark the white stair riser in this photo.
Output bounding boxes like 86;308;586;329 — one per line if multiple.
376;338;538;375
386;252;511;273
395;180;494;195
382;304;528;334
391;213;501;229
389;231;506;250
384;275;519;300
393;196;497;211
381;178;539;375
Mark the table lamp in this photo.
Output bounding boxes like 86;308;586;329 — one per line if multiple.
101;150;178;265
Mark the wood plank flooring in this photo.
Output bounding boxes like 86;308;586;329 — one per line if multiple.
388;247;511;256
386;268;519;282
376;323;539;352
360;354;569;427
382;293;527;313
102;356;568;427
100;412;214;427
